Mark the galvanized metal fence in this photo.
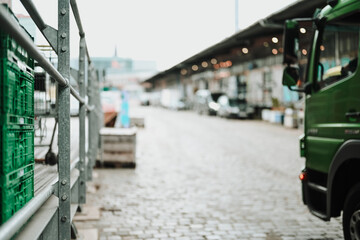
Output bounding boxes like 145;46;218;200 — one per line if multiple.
0;0;102;239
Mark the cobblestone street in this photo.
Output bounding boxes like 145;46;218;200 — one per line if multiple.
75;106;343;240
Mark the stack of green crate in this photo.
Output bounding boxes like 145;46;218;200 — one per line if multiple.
0;4;35;224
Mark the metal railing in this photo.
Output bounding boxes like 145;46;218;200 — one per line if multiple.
0;0;102;239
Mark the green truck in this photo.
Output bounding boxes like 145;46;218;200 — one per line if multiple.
282;0;360;239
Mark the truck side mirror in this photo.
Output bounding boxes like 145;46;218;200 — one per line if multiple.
283;66;311;94
283;20;299;65
283;66;299;87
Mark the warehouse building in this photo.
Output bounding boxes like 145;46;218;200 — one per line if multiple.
143;0;328;117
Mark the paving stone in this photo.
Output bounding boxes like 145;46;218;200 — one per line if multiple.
154;233;169;238
129;230;144;235
169;232;182;238
103;228;117;233
75;107;344;240
107;236;122;240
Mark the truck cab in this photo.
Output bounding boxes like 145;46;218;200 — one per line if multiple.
282;0;360;239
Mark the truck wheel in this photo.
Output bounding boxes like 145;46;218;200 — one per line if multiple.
343;183;360;240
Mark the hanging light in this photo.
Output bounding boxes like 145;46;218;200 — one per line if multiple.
226;60;232;67
272;37;279;43
300;28;307;34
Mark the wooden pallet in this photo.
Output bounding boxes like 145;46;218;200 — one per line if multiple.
99;127;137;168
96;160;136;169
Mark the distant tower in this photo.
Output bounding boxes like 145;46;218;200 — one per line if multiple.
111;45;121;69
0;0;12;8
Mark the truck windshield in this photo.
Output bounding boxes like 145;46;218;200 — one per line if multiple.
316;17;360;89
297;21;316;85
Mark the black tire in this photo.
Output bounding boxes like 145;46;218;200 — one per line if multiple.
343;183;360;240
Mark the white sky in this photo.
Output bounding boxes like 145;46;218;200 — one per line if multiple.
13;0;297;71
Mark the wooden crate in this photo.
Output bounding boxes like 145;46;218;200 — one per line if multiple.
100;127;136;168
130;117;145;128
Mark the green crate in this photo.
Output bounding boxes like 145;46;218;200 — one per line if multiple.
0;163;34;188
0;171;34;224
0;128;34;176
0;61;34;127
0;32;34;70
0;4;34;70
0;114;34;129
0;61;34;116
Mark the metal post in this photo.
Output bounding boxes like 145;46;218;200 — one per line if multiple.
57;0;71;239
87;66;95;180
92;69;100;166
94;70;101;159
96;71;103;148
78;37;86;203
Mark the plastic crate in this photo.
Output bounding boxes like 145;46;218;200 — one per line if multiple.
0;163;34;188
0;61;34;116
0;171;34;224
0;4;34;70
0;61;34;128
0;128;34;176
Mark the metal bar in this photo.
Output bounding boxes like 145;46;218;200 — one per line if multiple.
95;70;103;154
0;5;67;86
86;44;92;64
57;0;71;239
20;0;58;52
69;0;93;66
0;185;55;240
87;67;96;180
49;119;58;151
34;144;51;147
78;36;86;204
92;68;100;166
70;85;86;104
0;5;88;106
19;0;46;30
93;71;103;166
70;157;80;172
69;0;84;37
86;105;95;112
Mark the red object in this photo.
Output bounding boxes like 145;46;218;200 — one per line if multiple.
299;172;307;181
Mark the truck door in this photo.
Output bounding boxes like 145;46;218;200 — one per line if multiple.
305;15;360;174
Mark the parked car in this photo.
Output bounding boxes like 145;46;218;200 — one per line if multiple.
194;90;223;115
217;95;254;119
